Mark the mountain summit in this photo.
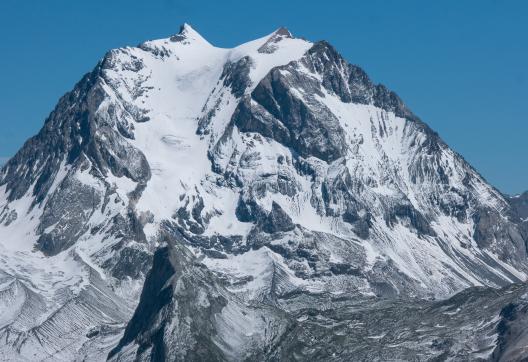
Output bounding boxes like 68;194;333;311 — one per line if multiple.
1;25;527;361
170;23;211;45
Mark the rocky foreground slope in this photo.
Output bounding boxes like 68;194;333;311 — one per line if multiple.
0;24;527;361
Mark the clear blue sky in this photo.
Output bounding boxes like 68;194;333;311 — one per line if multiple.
0;0;526;194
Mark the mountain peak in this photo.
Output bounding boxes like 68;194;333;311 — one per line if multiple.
178;22;196;35
169;22;211;46
273;26;292;38
255;26;297;54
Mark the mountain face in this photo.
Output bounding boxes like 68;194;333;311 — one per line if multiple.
0;24;527;361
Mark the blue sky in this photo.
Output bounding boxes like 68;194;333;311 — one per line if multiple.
0;0;526;194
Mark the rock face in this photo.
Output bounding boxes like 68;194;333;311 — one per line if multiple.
0;23;527;360
109;233;290;362
510;191;528;220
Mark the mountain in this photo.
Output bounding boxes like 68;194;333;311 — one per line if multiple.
0;24;527;361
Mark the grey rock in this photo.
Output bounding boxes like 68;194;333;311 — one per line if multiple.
220;56;253;98
37;173;102;255
509;191;528;220
233;60;348;162
109;234;290;362
260;201;295;234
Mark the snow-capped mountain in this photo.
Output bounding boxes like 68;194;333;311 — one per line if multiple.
0;24;527;361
